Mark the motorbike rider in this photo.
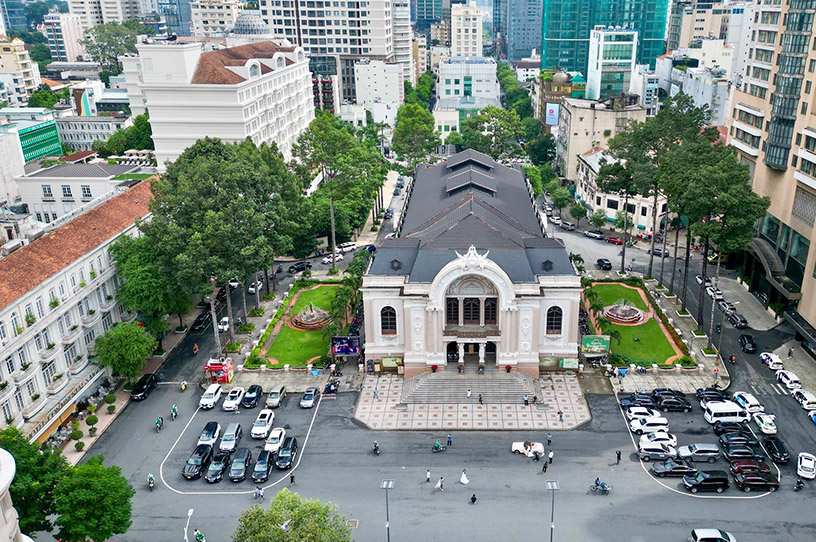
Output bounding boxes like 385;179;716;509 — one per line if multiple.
193;529;205;542
181;379;187;391
434;439;442;450
594;477;601;488
600;481;608;491
147;473;155;485
730;354;736;364
795;478;805;490
156;416;163;430
171;404;178;418
373;441;379;452
193;343;199;355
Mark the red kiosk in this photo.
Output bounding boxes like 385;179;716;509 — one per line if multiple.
203;357;234;384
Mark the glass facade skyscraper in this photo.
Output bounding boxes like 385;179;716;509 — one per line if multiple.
507;0;543;61
541;0;668;74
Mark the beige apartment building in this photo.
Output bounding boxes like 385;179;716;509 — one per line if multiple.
451;1;483;57
727;0;816;354
190;0;242;37
0;37;41;105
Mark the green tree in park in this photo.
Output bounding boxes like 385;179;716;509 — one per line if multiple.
445;130;464;152
461;106;524;160
94;322;156;383
589;209;607;229
92;112;154;157
392;103;440;170
526;134;556;166
81;19;153;74
569;201;589;227
0;427;69;534
550;187;572;217
54;456;135;542
232;488;351;542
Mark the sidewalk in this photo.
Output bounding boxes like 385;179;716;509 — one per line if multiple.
355;169;400;246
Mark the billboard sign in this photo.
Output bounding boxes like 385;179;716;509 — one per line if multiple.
581;335;611;354
332;336;361;355
545;103;560;125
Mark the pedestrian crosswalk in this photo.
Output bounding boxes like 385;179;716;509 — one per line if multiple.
748;380;791;396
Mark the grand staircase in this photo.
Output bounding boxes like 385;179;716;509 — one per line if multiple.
400;370;542;404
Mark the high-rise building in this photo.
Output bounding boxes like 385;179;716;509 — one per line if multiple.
726;0;816;351
258;0;396;102
506;0;542;62
43;12;86;63
586;25;637;100
393;0;415;86
450;1;483;58
67;0;142;31
415;0;443;29
354;59;404;125
0;0;26;32
157;0;193;36
541;0;669;74
190;0;241;37
0;37;42;105
493;0;508;58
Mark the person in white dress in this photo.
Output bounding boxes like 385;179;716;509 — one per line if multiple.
460;469;469;485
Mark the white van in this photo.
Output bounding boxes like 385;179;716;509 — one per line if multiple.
704;400;749;424
335;242;356;254
793;389;816;411
199;383;222;409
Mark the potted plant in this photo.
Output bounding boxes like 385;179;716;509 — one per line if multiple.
105;393;116;414
79;280;87;288
86;414;98;435
31;393;40;401
90;270;97;279
74;441;85;452
4;417;13;425
70;324;78;331
53;373;63;381
75;354;83;362
15;326;23;335
46;342;55;350
505;365;512;373
25;313;36;326
0;382;8;390
88;309;96;315
21;362;31;371
105;294;113;301
431;364;438;373
49;298;60;309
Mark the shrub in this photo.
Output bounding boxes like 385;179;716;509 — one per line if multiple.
49;298;60;308
21;362;31;371
677;355;696;367
25;313;36;326
370;226;378;231
302;270;312;278
71;420;80;430
31;393;40;401
236;323;255;333
74;442;85;452
79;280;87;288
53;373;63;381
71;430;83;441
249;307;265;317
0;382;7;390
89;427;98;436
225;342;241;352
86;415;99;427
107;404;116;414
328;268;339;275
105;393;116;405
702;347;717;355
244;356;265;368
90;270;97;279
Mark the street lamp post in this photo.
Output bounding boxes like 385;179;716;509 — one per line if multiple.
546;480;559;542
381;479;394;542
183;508;194;542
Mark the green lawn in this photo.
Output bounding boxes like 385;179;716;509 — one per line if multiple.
265;285;338;366
610;319;676;364
592;283;648;310
112;173;154;180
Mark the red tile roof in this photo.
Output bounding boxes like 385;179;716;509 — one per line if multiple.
190;41;295;85
0;180;153;309
59;150;98;163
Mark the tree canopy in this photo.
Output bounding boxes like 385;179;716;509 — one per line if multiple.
392;103;440;169
81;19;153;74
232;488;351;542
461;105;523;160
404;71;434;109
95;321;156;382
497;61;533;118
92;112;154;156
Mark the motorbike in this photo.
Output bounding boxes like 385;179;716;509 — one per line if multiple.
171;410;177;421
795;480;804;492
156;420;163;432
180;381;187;392
324;380;340;394
432;444;447;453
148;478;155;491
373;443;380;455
590;483;613;495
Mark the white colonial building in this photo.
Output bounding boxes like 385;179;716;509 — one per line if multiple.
0;180;150;443
362;150;581;378
120;39;314;170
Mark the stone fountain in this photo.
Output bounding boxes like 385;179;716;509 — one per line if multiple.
290;303;331;331
602;299;646;324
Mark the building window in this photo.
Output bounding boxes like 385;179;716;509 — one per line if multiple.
484;298;497;324
84;329;96;346
13;389;23;412
546;306;563;334
0;321;6;345
64;342;77;362
446;298;459;324
25;380;36;397
81;185;92;199
463;298;480;324
61;185;72;198
380;307;397;335
1;401;12;422
41;185;53;199
42;361;56;385
4;356;14;375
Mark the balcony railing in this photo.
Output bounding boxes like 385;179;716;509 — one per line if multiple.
13;363;38;384
81;311;101;327
39;344;60;362
62;325;81;343
69;354;89;375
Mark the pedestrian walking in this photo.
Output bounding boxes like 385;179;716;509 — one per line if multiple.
523;394;529;406
478;394;483;405
713;367;720;381
558;410;564;423
532;395;537;405
546;433;552;446
435;477;444;491
467;388;472;399
616;450;621;464
426;469;431;482
289;473;296;486
253;487;260;500
159;372;165;383
541;461;548;473
548;450;554;464
373;389;379;399
259;487;264;503
788;347;794;358
470;494;477;505
460;469;469;484
533;451;540;462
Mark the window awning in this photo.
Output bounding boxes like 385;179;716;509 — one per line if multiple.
747;238;802;300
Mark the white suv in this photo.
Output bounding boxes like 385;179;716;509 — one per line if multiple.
629;416;669;434
251;409;274;439
793;389;816;410
199;384;222;409
776;370;802;390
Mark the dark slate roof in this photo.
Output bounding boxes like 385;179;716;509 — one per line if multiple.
370;149;574;282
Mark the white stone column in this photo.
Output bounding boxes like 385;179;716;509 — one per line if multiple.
479;298;485;326
458;298;463;326
478;342;485;365
458;342;465;363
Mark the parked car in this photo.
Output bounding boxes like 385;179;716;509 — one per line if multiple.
182;444;213;480
629;416;669;434
559;221;576;231
651;458;698;478
656;395;693;413
729;459;771;475
217;317;230;333
696;387;729;400
734;471;779;492
626;406;662;420
705;286;724;300
222;387;245;411
336;242;356;253
199;384;222;409
640;431;678;448
252;450;274;483
688;529;737;542
792;389;816;410
219;423;242;453
648;247;670;257
247;279;263;294
550;215;562;225
719;432;759;448
732;391;764;413
722;444;764;461
204;453;231;483
584;230;604;240
191;312;212;331
264;427;286;454
130;373;158;401
251;409;274;439
605;236;623;245
265;385;287;408
695;274;712;286
678;443;721;463
229;448;252;482
197;421;221;447
739;335;757;353
596;258;612;270
717;301;736;314
683;470;730;493
651;388;686;399
228;277;240;290
322;253;344;265
638;443;677;461
798;452;816;479
393;188;401;196
712;421;750;436
288;261;313;273
760;352;784;370
512;441;545;456
384;209;393;219
727;313;748;329
275;436;299;469
763;436;790;463
775;370;802;390
300;386;319;408
619;394;655;409
752;413;777;434
241;385;263;409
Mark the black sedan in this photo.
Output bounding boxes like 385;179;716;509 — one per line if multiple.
722;444;764;461
204;453;231;483
182;444;213;480
763;436;790;463
596;258;612;270
656;396;692;413
739;334;757;353
130;373;158;401
191;312;212;331
651;458;698;478
696;387;728;400
651;388;686;399
734;472;779;492
619;394;656;409
229;448;252;482
251;450;273;483
719;432;759;448
241;385;263;409
713;421;750;436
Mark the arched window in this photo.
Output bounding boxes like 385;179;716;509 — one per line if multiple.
381;306;397;335
546;306;563;335
0;321;7;344
484;298;497;324
10;312;19;336
446;299;459;324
